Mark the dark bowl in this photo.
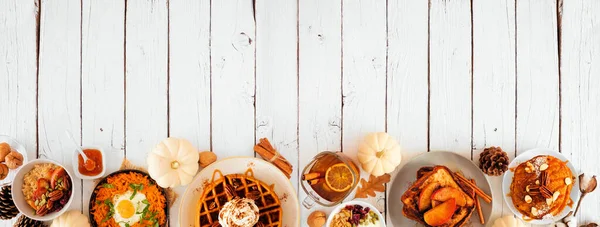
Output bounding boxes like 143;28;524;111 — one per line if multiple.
88;169;169;227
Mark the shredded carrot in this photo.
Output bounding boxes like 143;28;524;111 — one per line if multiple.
90;172;167;227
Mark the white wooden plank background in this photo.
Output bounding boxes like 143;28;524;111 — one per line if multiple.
81;0;125;215
342;0;387;215
0;0;37;225
168;0;211;225
561;0;600;223
37;0;83;214
1;0;600;226
298;0;342;223
472;0;516;222
386;0;429;223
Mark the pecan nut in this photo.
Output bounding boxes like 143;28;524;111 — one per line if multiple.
540;186;553;199
48;190;63;201
245;191;261;200
36;205;48;216
541;172;550;186
225;184;237;198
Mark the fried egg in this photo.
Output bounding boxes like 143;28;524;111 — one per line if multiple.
112;191;148;227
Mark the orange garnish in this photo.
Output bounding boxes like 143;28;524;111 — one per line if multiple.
325;163;354;192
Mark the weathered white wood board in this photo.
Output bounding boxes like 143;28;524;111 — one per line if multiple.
125;0;168;168
472;0;516;221
80;0;125;215
2;0;600;226
210;0;256;157
386;0;429;223
168;0;211;225
342;0;387;214
560;0;600;224
516;2;559;225
516;0;560;155
37;0;83;212
429;0;472;157
255;0;299;191
298;0;342;223
0;0;38;225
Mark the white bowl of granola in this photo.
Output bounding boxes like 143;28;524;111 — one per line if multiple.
326;201;386;227
12;159;74;221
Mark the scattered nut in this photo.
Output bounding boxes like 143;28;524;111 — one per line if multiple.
536;180;540;185
5;150;23;169
199;151;217;168
525;195;532;203
531;207;538;216
553;191;560;201
36;205;48;216
48;190;63;201
0;164;8;180
0;143;10;161
540;163;549;171
565;177;572;185
526;185;530;192
307;210;327;227
546;198;553;205
525;162;535;173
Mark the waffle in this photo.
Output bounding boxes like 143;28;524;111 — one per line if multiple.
196;169;282;227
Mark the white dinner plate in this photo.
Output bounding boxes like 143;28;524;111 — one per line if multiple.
387;151;492;227
502;148;580;225
179;156;299;227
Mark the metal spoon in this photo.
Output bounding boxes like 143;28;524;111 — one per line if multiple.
574;173;597;216
65;131;96;171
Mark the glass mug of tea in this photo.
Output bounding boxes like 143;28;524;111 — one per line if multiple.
300;151;360;208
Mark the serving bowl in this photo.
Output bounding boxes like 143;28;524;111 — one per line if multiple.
502;148;580;225
326;201;386;227
11;159;75;221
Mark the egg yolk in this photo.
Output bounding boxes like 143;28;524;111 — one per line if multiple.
116;200;135;218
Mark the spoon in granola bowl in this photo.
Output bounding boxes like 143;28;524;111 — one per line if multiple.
64;131;95;171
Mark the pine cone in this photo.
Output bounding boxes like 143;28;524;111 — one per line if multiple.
13;215;46;227
0;186;19;220
479;147;509;176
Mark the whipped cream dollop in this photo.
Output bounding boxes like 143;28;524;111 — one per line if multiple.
218;198;260;227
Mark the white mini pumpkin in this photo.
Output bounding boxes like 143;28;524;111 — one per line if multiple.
51;210;90;227
148;137;199;188
492;215;526;227
357;132;402;176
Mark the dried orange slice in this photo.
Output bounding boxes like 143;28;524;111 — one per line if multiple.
325;163;354;192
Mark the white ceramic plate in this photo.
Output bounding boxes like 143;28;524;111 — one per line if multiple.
502;148;580;225
0;135;29;185
326;201;386;227
387;151;492;227
179;157;300;227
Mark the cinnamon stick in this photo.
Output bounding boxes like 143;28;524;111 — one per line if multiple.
302;172;322;181
454;173;492;203
254;138;293;178
471;179;485;224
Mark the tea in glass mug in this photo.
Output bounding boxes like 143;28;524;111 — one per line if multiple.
300;151;360;208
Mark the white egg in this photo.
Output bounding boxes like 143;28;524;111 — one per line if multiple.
112;190;148;227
